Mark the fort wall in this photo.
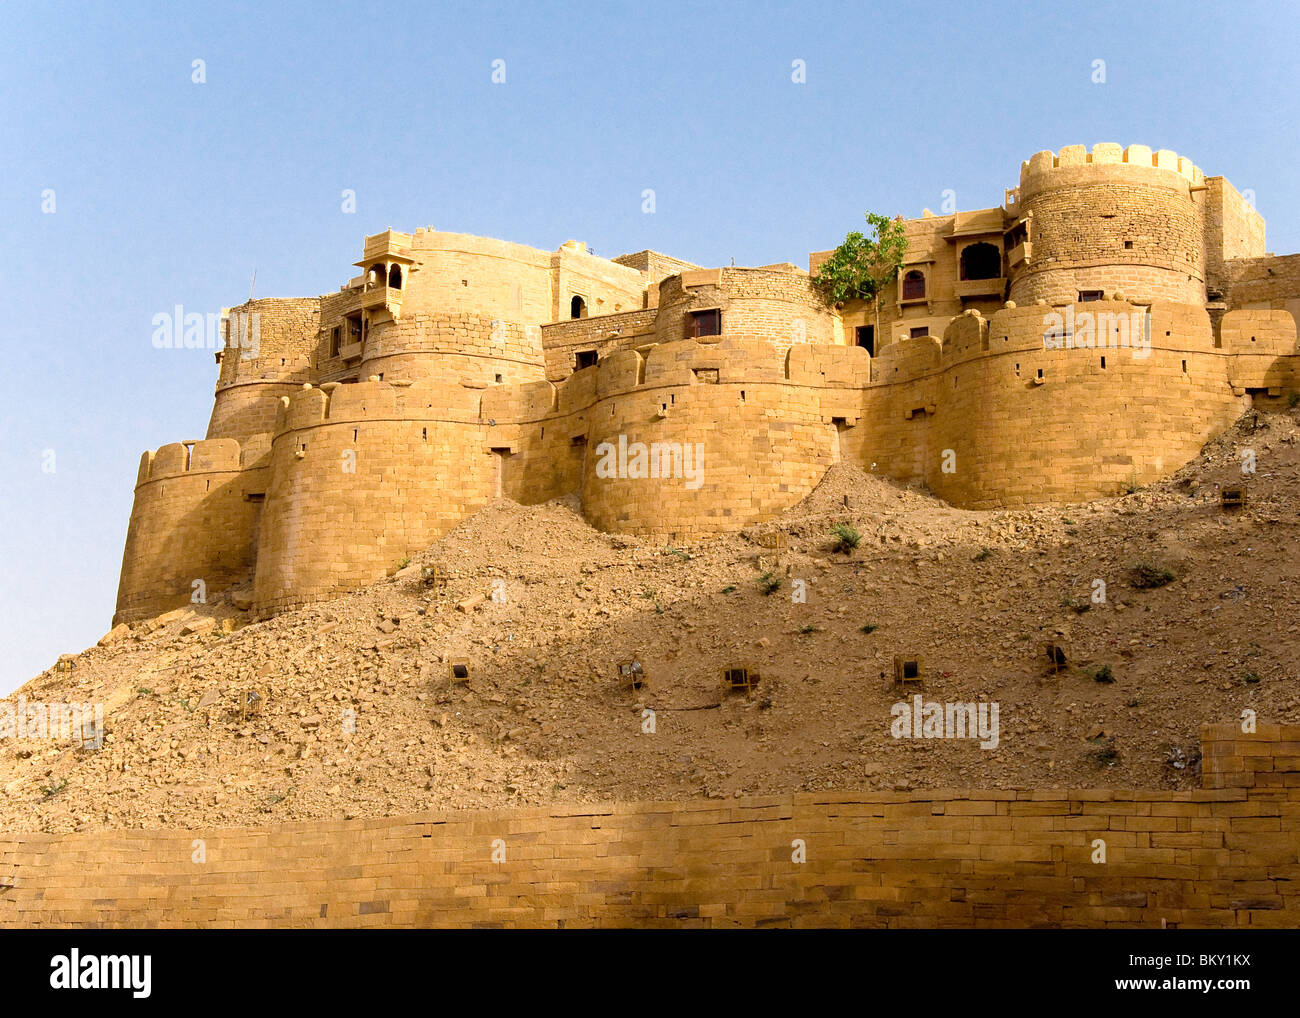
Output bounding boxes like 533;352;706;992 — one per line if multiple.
113;146;1300;622
251;381;495;613
132;293;1300;618
114;439;265;624
1204;177;1267;298
1224;253;1300;337
359;313;547;388
580;338;834;541
920;301;1244;506
3;724;1296;929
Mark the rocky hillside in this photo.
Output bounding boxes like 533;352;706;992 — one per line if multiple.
3;407;1299;833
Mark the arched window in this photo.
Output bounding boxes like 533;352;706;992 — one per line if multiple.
960;243;1001;281
388;264;402;289
902;270;926;301
571;295;588;319
367;264;384;286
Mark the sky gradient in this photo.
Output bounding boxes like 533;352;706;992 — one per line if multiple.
2;0;1298;694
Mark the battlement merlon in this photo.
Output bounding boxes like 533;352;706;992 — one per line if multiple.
1019;143;1205;193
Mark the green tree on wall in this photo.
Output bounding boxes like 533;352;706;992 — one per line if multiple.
813;212;908;336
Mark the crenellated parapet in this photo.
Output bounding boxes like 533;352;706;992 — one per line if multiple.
1018;143;1204;196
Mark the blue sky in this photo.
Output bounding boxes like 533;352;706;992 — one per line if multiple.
1;0;1297;694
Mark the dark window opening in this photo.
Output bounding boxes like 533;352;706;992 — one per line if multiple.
571;295;588;319
959;242;1001;281
902;270;926;300
494;373;503;383
245;492;266;503
575;350;598;370
910;326;929;339
689;309;721;338
388;264;402;288
855;325;875;355
1078;290;1104;303
329;326;341;358
367;263;384;286
1123;240;1134;250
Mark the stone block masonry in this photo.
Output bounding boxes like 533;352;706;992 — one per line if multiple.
114;145;1300;621
2;724;1296;928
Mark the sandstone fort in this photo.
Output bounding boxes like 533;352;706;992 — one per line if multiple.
115;143;1300;623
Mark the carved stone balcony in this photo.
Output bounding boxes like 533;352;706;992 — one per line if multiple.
335;283;403;317
955;277;1007;299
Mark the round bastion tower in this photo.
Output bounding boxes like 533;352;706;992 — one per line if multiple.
206;297;320;445
348;230;551;388
1009;144;1208;307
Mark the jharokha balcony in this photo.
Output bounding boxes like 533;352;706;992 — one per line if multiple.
336;279;404;317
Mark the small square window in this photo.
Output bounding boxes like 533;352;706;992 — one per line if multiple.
910;326;929;339
1078;290;1104;303
689;309;721;338
575;350;598;370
